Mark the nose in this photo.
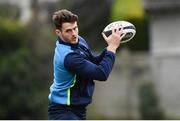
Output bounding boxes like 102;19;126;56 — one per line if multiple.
72;29;76;35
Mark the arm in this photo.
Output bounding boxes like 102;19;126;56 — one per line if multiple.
90;49;106;64
64;26;125;81
64;50;115;81
92;26;126;64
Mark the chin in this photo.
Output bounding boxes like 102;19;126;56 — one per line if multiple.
71;38;78;44
73;41;78;44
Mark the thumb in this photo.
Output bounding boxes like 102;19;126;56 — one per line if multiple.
120;32;126;39
102;32;108;41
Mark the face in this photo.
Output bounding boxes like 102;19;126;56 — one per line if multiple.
55;21;79;44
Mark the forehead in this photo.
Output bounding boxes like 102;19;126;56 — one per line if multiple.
61;21;77;30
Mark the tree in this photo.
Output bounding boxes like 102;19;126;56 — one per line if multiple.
0;17;47;120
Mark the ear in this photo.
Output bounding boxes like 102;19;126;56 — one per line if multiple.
55;29;61;36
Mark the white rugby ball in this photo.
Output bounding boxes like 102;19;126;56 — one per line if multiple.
103;21;136;43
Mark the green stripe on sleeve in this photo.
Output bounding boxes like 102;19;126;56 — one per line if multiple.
67;88;70;105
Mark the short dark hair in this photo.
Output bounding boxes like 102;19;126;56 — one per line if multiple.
52;9;78;29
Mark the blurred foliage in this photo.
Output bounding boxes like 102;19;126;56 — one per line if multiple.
111;0;149;51
138;82;164;119
0;4;20;19
0;13;47;120
0;19;26;55
0;50;47;119
111;0;144;20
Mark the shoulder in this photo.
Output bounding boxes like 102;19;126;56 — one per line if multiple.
54;41;73;61
64;51;85;72
64;51;84;64
78;36;90;49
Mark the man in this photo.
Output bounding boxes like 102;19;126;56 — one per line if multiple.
48;9;125;120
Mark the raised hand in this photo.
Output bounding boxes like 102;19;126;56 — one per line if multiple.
102;26;126;53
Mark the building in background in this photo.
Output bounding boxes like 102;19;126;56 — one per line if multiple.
0;0;58;24
144;0;180;119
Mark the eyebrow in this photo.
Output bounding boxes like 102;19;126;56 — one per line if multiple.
65;26;77;32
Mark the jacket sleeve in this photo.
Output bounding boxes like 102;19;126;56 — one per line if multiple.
64;50;115;81
90;49;107;64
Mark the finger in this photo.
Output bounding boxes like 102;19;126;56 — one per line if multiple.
112;25;118;34
114;26;122;35
102;32;108;40
120;32;126;39
116;26;123;36
112;28;115;34
118;26;123;31
118;26;123;33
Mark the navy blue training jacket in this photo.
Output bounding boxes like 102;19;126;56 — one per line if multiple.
48;36;115;106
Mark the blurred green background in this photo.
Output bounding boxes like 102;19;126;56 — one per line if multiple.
0;0;161;119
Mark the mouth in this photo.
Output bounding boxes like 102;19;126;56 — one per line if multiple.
71;36;78;43
73;37;76;39
72;36;77;40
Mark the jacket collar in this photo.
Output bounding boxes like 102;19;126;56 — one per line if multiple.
58;37;79;48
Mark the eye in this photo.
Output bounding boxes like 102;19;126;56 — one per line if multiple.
66;29;71;33
73;26;77;30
